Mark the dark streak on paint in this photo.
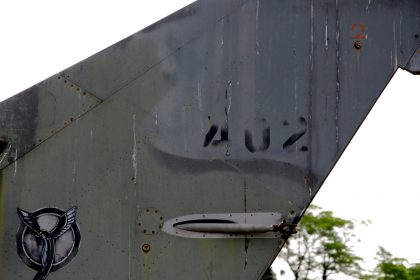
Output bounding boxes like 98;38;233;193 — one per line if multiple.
243;178;248;268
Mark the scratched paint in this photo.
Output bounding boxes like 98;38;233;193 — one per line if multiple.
13;148;17;177
132;114;138;184
1;1;420;279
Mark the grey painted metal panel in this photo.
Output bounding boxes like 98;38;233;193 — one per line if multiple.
405;46;420;73
60;0;247;100
0;74;101;170
0;0;419;279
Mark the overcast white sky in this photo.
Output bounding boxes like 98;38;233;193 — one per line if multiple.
1;1;419;278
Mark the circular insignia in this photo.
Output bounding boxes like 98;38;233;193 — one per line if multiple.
16;207;80;278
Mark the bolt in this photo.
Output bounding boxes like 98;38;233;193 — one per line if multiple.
142;244;151;253
354;41;362;50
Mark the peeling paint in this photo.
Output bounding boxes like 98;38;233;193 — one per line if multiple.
226;81;232;115
224;81;232;156
400;10;403;48
13;148;17;177
243;178;248;268
72;161;77;184
335;0;341;147
255;0;260;55
197;81;203;112
90;129;94;143
325;15;329;51
393;21;398;69
294;80;298;117
132;114;138;184
365;0;371;11
310;0;314;72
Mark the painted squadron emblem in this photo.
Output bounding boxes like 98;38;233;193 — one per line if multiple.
16;207;80;280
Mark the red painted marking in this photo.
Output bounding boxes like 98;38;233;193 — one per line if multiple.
351;23;367;40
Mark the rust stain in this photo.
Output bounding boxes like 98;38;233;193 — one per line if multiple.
199;239;214;278
142;236;156;280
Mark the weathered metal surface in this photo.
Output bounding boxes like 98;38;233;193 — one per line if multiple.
1;0;420;279
404;46;420;74
163;212;284;238
0;74;101;169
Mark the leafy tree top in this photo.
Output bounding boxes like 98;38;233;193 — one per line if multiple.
281;205;362;280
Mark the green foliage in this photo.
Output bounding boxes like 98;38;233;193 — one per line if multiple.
363;246;420;280
280;205;362;280
279;205;420;280
408;264;420;280
376;246;409;280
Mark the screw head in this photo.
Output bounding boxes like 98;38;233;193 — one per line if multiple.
142;244;151;253
354;41;363;50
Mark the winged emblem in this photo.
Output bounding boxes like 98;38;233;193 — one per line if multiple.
16;207;77;280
